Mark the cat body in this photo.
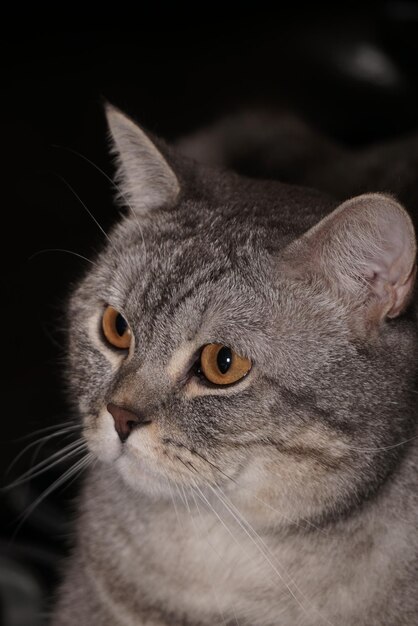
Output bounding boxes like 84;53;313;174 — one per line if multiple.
54;453;418;626
51;107;418;626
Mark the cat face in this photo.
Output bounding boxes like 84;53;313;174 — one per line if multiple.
68;106;417;527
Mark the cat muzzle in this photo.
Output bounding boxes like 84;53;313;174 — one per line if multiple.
107;403;152;443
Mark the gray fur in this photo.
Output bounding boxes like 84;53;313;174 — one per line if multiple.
50;107;418;626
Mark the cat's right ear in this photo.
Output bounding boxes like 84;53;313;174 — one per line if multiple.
105;104;180;213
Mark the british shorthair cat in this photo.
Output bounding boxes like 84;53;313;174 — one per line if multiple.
50;105;418;626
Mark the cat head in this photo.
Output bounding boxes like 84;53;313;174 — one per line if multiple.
68;105;417;527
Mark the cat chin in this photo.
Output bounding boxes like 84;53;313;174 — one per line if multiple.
115;453;184;500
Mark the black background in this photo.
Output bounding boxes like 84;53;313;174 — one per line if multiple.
2;6;418;625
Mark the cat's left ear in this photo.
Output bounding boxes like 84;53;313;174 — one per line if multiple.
105;104;180;213
287;193;416;320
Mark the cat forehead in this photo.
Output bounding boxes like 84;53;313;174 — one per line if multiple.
109;205;276;282
110;218;272;313
89;210;282;347
97;196;329;328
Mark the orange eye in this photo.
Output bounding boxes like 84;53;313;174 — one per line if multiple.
102;306;132;349
200;344;251;385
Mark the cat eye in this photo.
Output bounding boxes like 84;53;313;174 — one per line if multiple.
102;306;132;349
199;343;251;385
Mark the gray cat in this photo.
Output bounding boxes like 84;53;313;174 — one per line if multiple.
50;105;418;626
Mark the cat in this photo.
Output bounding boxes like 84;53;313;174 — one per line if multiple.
50;104;418;626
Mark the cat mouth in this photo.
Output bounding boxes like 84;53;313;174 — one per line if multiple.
118;431;240;490
87;406;240;489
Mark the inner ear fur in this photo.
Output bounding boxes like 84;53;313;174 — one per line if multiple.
105;103;180;213
285;193;417;320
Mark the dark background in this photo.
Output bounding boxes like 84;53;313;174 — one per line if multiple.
2;6;418;625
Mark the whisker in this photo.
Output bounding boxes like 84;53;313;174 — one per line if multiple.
10;437;85;480
192;487;241;620
192;480;269;624
5;440;87;490
160;466;182;529
344;433;418;452
178;482;191;512
212;484;335;626
7;425;81;476
16;420;79;442
184;446;327;534
190;485;242;625
193;484;249;625
189;486;224;562
211;484;317;623
55;174;112;243
60;455;98;495
192;483;248;555
190;448;237;483
29;248;97;266
171;464;272;623
176;454;200;480
250;491;328;535
12;453;93;538
51;145;148;264
28;432;82;480
186;485;228;626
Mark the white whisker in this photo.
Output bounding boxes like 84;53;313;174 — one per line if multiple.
344;433;418;452
212;484;335;626
192;484;248;555
29;248;97;266
189;485;238;626
56;175;111;243
8;425;81;475
185;484;228;626
160;466;182;529
247;489;328;535
28;432;79;473
16;420;79;442
190;486;224;561
209;484;307;611
52;145;148;265
178;483;191;512
6;440;87;489
189;448;327;534
13;453;94;538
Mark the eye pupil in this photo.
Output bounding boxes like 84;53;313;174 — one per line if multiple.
115;313;128;337
217;346;232;374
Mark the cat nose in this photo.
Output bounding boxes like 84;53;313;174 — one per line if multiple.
107;403;152;443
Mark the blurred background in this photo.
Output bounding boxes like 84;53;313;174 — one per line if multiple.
2;6;418;624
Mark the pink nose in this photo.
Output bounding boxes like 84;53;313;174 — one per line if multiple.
107;403;151;443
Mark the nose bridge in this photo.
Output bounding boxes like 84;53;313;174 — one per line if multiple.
110;360;168;413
